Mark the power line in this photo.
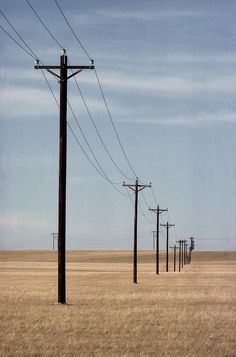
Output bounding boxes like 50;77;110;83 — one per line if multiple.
68;63;133;181
2;4;170;240
24;0;135;182
51;0;137;179
53;0;92;60
0;7;127;196
151;186;158;206
67;99;123;186
0;8;38;59
0;24;37;60
138;202;153;224
25;0;64;50
0;12;130;197
94;68;137;179
41;68;128;197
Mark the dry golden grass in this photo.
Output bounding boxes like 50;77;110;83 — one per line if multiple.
0;249;235;357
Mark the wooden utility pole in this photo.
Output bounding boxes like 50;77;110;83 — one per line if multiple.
149;206;168;274
35;51;94;304
161;222;175;272
189;237;195;264
190;237;195;251
123;178;151;283
173;244;176;272
178;241;181;272
170;245;178;272
183;240;187;265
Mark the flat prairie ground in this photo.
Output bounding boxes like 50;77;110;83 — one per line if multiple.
0;250;235;357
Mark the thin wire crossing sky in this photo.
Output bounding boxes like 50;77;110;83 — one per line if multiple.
0;0;236;250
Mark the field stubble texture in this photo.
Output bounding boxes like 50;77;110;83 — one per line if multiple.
0;250;235;357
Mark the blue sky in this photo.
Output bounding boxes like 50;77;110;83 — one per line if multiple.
0;0;236;250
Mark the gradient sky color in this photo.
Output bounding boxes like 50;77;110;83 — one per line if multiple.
1;0;236;250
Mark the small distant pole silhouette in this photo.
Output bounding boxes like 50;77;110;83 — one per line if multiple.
149;206;168;274
51;233;58;250
161;222;175;272
151;231;156;250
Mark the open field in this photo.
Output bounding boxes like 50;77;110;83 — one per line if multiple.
0;250;235;357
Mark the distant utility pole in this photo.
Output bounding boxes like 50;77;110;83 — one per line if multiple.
176;240;182;272
161;222;175;272
35;50;94;304
151;231;156;250
190;237;195;251
170;245;177;272
123;178;151;283
51;233;58;250
149;206;168;274
183;240;187;265
173;244;177;272
181;240;184;268
189;237;195;264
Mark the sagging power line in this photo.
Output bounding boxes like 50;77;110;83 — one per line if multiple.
0;4;199;290
52;0;137;179
26;0;137;182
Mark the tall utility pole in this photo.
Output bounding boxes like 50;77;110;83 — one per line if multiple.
149;206;168;274
123;178;151;283
35;51;94;304
161;222;175;272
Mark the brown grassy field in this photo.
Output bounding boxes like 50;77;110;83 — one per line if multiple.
0;249;235;357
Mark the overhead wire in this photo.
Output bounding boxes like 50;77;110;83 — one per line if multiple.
53;0;92;61
67;99;126;187
25;0;64;50
0;11;127;198
52;0;137;180
2;3;174;239
25;0;135;182
42;70;128;197
94;68;137;179
26;0;161;226
0;24;37;60
68;62;132;181
0;8;38;60
151;186;158;206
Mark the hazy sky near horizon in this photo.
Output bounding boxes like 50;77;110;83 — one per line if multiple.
0;0;236;250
